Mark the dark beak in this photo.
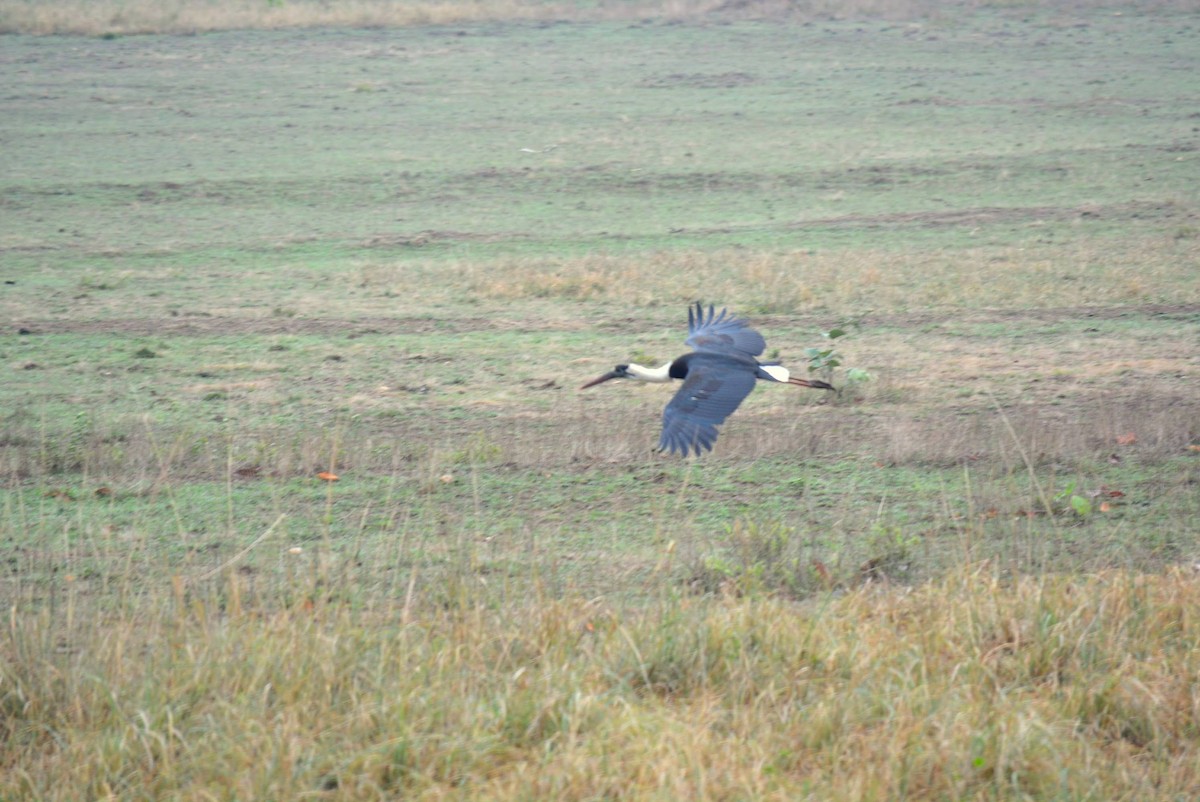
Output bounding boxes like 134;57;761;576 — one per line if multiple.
580;370;622;390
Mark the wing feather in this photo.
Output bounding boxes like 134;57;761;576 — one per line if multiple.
684;302;766;357
659;360;757;456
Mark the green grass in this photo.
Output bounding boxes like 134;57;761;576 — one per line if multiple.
3;4;1200;799
4;13;1199;263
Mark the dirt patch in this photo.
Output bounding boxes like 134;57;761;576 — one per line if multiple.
362;230;528;248
699;304;1200;343
640;71;759;89
10;315;502;338
842;303;1200;331
687;200;1193;237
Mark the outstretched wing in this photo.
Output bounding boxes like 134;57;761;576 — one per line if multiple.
659;361;757;457
685;302;766;357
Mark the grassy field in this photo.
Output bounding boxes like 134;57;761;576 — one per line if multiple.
3;2;1200;799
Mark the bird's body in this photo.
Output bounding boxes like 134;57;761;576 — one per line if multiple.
581;303;835;456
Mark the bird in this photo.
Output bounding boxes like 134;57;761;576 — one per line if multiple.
580;302;836;456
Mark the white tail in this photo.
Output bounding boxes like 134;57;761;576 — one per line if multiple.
760;364;790;383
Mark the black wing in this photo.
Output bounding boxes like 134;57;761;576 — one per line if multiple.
684;302;766;357
659;361;757;457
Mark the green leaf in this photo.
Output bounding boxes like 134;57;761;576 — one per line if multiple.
845;368;872;383
1070;495;1092;517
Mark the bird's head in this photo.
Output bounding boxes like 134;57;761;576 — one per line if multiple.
580;364;630;389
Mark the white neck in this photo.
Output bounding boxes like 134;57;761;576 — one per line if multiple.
627;363;673;383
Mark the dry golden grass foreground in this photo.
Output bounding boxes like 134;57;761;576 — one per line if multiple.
4;566;1198;800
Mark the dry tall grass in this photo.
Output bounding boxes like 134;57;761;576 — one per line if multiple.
0;0;810;36
3;566;1198;799
3;0;1192;36
0;0;559;36
377;237;1200;313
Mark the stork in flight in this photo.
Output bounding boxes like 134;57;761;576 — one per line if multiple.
581;302;835;456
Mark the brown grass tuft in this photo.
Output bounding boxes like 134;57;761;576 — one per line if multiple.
368;237;1200;313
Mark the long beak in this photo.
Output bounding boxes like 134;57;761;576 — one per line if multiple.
580;371;622;390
